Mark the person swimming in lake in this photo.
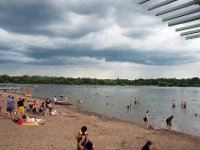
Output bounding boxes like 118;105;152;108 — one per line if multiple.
172;100;176;108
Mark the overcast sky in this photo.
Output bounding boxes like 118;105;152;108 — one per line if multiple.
0;0;199;79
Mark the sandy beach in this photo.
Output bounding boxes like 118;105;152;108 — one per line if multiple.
0;90;200;150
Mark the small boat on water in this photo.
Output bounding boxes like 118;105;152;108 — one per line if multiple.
54;94;72;105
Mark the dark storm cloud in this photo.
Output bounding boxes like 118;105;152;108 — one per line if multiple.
22;45;197;66
0;0;198;70
0;0;116;38
0;0;63;35
0;0;148;37
0;45;11;51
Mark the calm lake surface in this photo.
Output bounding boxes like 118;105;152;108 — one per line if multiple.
3;84;200;137
30;84;200;137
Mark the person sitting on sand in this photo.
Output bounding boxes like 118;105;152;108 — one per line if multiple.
143;110;149;128
39;102;45;114
141;141;152;150
78;135;95;150
166;115;174;130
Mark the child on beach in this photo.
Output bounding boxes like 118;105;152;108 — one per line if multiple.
76;126;88;150
78;135;95;150
166;115;174;130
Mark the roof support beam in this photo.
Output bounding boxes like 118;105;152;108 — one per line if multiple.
186;33;200;39
139;0;150;4
181;29;200;36
156;1;196;16
162;7;200;22
148;0;177;11
168;14;200;26
176;23;200;31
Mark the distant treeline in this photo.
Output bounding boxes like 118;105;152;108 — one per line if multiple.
0;74;200;87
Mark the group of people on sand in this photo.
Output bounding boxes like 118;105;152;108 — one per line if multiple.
0;94;52;125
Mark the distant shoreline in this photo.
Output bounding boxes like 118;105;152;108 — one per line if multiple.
0;75;200;87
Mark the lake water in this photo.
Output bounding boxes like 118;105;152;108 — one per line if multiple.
2;84;200;137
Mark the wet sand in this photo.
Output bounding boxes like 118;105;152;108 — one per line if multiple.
0;90;200;150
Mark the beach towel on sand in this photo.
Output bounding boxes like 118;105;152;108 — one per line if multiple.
22;122;39;126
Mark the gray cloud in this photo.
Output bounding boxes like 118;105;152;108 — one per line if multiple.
0;0;63;35
15;44;197;66
0;0;199;79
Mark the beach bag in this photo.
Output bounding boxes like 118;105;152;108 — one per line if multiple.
12;117;19;123
17;119;23;125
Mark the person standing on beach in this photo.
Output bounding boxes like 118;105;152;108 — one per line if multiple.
166;115;174;130
53;96;57;103
6;95;14;118
45;98;52;115
0;94;2;117
143;110;149;128
17;97;25;115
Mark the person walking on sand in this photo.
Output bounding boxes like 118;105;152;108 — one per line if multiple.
166;115;174;130
143;110;149;128
141;141;152;150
